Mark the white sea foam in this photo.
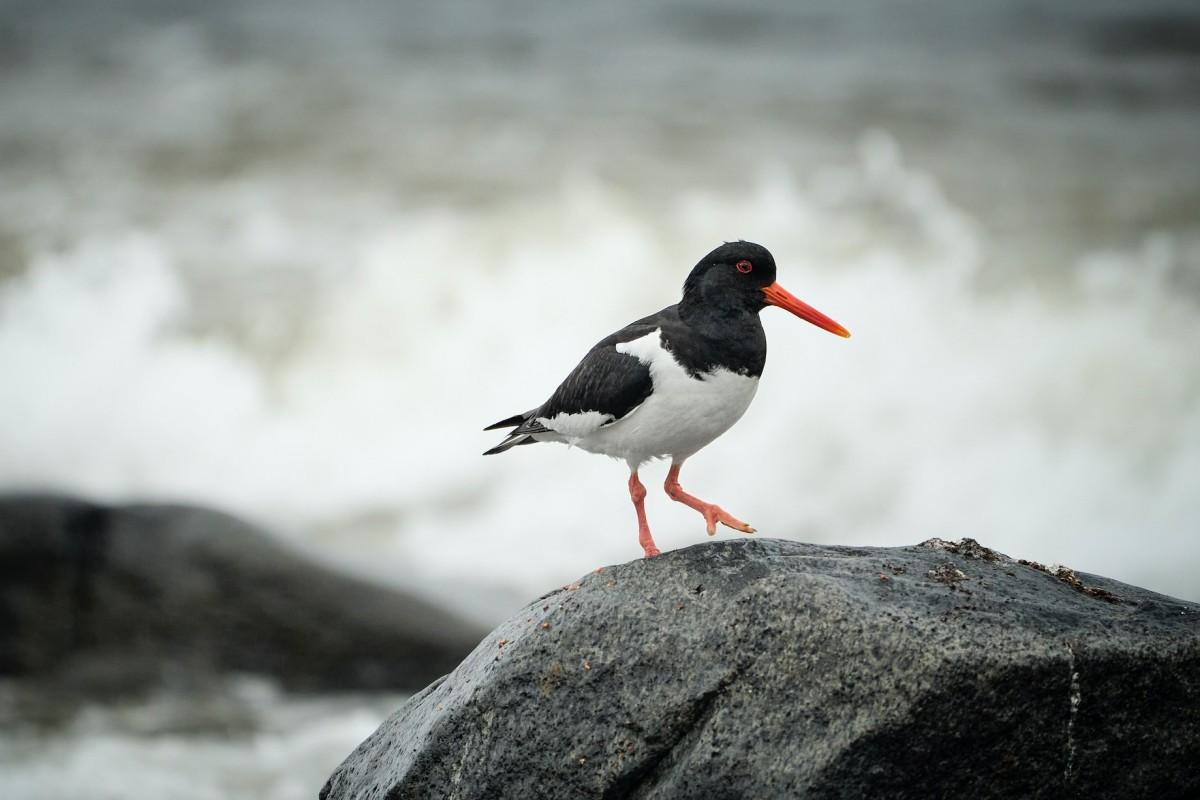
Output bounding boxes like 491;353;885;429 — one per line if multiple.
1;141;1197;610
0;681;402;800
1;0;1198;617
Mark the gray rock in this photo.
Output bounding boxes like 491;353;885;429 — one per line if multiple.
0;494;485;698
323;538;1200;800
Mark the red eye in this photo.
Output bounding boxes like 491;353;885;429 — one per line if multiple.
735;260;753;274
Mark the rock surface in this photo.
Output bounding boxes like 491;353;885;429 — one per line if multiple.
323;537;1200;800
0;494;485;697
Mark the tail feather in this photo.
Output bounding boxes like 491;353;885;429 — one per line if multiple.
483;412;528;431
482;434;538;456
483;408;543;455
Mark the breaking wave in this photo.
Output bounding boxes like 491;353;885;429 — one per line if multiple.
2;135;1197;610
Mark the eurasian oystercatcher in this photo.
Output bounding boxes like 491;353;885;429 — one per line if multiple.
484;241;850;557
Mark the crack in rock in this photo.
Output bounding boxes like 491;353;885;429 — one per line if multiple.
603;674;733;800
1065;642;1081;783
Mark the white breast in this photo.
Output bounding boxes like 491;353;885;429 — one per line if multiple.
573;329;759;467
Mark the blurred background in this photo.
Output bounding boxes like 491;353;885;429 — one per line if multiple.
1;0;1198;797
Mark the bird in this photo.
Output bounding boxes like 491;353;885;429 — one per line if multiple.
483;241;850;558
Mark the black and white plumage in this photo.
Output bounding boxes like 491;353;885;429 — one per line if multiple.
484;241;849;558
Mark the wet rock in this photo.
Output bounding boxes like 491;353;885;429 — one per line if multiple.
323;538;1200;800
0;494;485;697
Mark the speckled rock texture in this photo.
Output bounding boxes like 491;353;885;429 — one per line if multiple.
0;494;484;696
323;537;1200;800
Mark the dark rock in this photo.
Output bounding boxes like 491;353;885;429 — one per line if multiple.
0;494;485;698
323;538;1200;800
1086;13;1200;61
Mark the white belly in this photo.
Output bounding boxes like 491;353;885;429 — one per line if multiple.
573;329;759;466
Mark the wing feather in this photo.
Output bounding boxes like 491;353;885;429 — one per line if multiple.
482;312;667;455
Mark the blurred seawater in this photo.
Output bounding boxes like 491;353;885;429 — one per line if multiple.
1;1;1198;632
0;679;402;800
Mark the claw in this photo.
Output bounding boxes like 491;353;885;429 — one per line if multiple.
702;505;754;535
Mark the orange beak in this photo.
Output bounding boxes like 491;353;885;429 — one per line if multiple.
762;282;851;338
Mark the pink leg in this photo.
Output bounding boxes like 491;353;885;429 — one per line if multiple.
628;471;661;558
664;462;755;536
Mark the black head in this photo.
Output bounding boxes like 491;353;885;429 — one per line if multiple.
680;240;851;337
681;241;777;314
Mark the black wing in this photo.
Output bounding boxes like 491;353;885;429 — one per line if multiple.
482;310;668;455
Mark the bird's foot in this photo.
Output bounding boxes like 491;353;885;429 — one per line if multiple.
663;469;756;537
642;544;662;558
697;504;756;537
